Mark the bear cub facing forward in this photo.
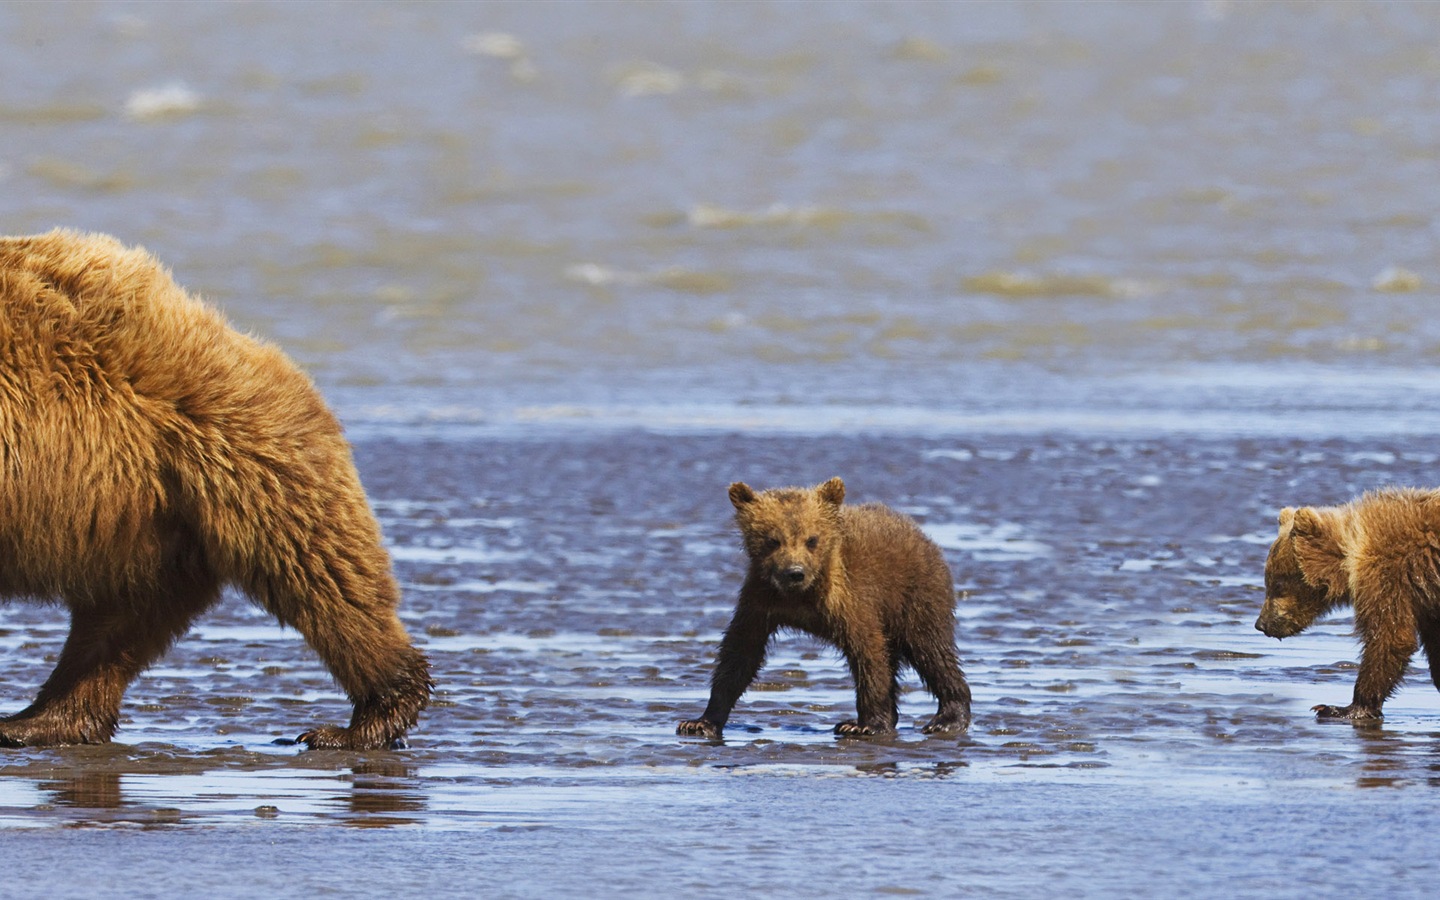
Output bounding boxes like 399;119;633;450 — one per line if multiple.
678;477;971;738
1256;488;1440;721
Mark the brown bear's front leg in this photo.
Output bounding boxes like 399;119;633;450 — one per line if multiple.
678;606;772;739
0;583;216;746
1314;626;1417;722
242;505;432;751
293;617;432;751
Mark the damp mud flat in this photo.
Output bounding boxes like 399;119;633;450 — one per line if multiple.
4;430;1440;897
9;0;1440;894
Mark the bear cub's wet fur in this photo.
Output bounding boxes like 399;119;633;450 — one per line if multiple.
1257;488;1440;721
678;477;971;738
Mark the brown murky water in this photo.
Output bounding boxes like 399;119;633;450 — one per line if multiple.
6;1;1440;896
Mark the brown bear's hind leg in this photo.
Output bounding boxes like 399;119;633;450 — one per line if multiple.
0;578;218;746
234;486;432;750
1420;622;1440;694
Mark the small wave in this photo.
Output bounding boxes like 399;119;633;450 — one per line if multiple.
962;270;1149;299
612;62;685;97
687;202;848;229
1371;266;1422;293
389;544;526;565
563;263;731;295
924;522;1051;561
124;84;202;121
461;32;537;82
462;32;525;59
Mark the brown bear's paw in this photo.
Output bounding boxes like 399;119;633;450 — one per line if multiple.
1312;704;1382;722
676;719;722;739
0;712;116;747
297;725;409;751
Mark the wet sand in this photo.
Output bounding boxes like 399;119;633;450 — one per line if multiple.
6;0;1440;894
2;430;1440;895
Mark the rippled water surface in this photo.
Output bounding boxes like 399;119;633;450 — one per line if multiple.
6;1;1440;897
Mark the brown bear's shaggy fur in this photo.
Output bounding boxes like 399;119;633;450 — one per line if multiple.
0;229;430;749
1256;488;1440;721
677;477;971;738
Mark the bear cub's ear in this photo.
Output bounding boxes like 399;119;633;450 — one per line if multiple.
1289;507;1347;597
1278;507;1296;530
1290;507;1323;538
729;482;757;508
816;477;845;507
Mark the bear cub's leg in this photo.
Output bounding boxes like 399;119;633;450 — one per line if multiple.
1314;624;1416;722
834;647;900;737
911;643;972;734
677;607;770;740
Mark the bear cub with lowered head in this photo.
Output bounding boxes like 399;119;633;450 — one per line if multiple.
678;477;971;738
0;230;430;749
1257;488;1440;722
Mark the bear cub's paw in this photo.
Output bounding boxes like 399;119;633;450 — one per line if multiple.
1312;703;1382;722
676;719;722;739
834;720;895;738
921;709;970;734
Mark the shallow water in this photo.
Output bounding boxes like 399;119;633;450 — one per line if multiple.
3;433;1440;895
6;1;1440;897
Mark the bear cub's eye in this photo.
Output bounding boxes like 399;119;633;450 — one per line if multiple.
805;536;819;550
761;536;781;553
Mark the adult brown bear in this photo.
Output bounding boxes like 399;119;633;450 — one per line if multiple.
0;229;430;749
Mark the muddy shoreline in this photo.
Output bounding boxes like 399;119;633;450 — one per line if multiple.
1;430;1437;900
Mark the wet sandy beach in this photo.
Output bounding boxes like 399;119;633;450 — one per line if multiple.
2;429;1440;896
7;0;1440;895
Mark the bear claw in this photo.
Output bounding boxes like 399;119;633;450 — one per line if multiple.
676;719;722;739
296;725;409;751
834;720;893;737
1313;704;1382;721
921;715;969;735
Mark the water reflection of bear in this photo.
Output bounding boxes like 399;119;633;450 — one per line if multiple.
341;761;426;825
32;761;425;826
41;771;122;810
1349;726;1440;789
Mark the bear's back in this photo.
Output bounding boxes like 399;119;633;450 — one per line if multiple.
0;230;339;446
1352;487;1440;559
0;231;349;598
0;230;290;407
837;503;953;607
